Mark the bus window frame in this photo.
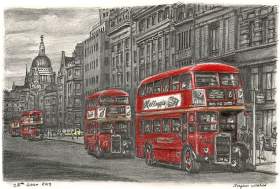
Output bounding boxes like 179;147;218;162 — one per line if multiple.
219;73;240;86
146;83;154;95
162;119;171;133
142;120;153;134
161;78;170;93
180;73;192;89
170;75;180;91
153;120;161;133
171;118;181;133
195;72;219;87
153;80;162;94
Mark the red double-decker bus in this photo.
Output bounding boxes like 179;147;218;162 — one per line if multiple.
84;89;133;158
135;63;249;173
20;110;44;140
9;120;21;137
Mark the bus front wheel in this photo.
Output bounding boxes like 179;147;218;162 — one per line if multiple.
95;143;103;159
231;155;245;172
181;147;200;174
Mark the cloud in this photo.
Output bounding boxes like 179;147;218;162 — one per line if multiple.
4;8;100;89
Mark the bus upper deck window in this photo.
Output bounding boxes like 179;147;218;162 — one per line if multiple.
220;73;239;86
171;76;180;90
139;85;145;96
162;78;170;92
146;83;153;95
153;80;161;93
195;73;218;87
180;74;192;89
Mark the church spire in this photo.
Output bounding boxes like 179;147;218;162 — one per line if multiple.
12;81;15;90
38;35;45;56
24;64;29;88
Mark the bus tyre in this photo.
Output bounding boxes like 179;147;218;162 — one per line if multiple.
231;155;245;172
145;145;155;166
182;147;200;174
95;144;102;159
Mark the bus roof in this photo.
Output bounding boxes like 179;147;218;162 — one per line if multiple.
140;63;239;85
87;88;129;100
21;110;42;116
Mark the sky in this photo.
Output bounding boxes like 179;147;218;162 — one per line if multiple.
4;8;100;90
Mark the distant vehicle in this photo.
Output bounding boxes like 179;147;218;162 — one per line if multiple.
20;110;44;140
135;63;249;173
9;120;21;137
73;128;83;137
84;88;133;158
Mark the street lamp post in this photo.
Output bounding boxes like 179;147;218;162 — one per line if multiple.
252;88;256;167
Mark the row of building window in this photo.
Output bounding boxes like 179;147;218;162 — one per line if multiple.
85;75;99;87
110;10;130;28
85;59;99;72
84;42;99;57
112;52;130;69
250;64;276;101
138;7;170;33
177;29;192;50
111;39;130;53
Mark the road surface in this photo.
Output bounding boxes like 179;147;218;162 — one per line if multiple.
3;134;276;183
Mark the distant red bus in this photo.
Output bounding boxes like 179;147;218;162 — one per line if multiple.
9;120;21;137
135;63;249;173
84;89;133;158
20;110;44;140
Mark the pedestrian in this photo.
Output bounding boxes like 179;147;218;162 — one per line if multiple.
258;128;266;160
71;130;74;140
271;127;277;155
248;128;253;160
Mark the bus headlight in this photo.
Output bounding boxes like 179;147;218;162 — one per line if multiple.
192;89;206;106
237;89;244;104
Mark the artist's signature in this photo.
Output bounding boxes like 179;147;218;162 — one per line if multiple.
233;183;267;189
13;182;52;188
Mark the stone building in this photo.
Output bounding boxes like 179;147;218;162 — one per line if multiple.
235;6;277;136
172;4;277;136
43;84;58;129
132;5;176;84
108;8;133;91
27;35;56;109
83;19;110;96
57;43;84;130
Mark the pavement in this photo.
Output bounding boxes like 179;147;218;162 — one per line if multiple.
255;163;277;175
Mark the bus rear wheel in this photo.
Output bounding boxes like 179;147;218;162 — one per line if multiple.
145;145;155;166
182;147;200;174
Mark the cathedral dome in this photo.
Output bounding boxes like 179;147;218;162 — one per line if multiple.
31;35;52;68
31;55;51;68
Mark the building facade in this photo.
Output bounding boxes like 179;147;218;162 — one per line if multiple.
235;6;277;136
57;43;84;130
83;21;110;96
133;5;176;85
108;8;133;91
172;4;277;137
43;84;58;129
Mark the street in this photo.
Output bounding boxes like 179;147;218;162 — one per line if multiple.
3;134;276;183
